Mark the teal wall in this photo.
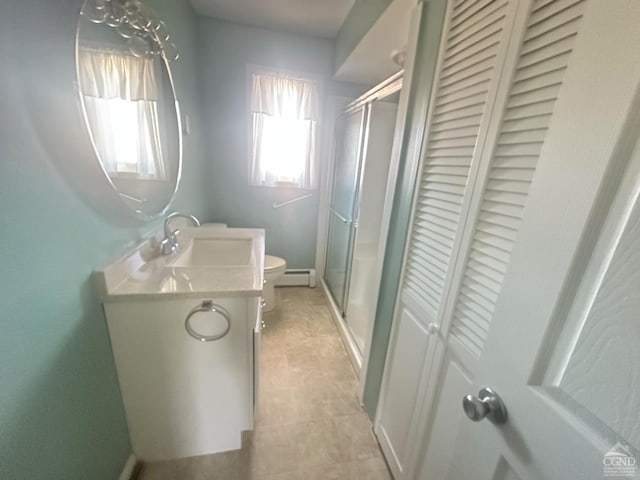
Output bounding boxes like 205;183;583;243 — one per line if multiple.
0;0;207;478
334;0;392;72
197;18;365;269
363;0;447;418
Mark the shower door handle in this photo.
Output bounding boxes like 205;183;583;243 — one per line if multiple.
329;207;351;224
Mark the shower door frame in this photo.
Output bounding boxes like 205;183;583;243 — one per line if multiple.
320;71;405;382
323;104;371;317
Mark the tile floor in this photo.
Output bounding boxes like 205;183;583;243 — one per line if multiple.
141;287;392;480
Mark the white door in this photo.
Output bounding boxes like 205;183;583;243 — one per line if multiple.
417;1;640;478
376;0;640;478
376;0;587;474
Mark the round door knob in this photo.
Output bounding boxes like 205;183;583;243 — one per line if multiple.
462;387;507;424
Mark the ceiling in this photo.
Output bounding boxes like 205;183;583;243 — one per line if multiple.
189;0;357;39
334;0;414;85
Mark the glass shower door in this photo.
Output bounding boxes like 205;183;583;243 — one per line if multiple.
324;106;367;313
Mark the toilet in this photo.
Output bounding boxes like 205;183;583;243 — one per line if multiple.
202;224;286;311
263;255;286;312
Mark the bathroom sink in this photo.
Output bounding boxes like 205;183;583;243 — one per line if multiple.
170;238;253;267
95;227;265;300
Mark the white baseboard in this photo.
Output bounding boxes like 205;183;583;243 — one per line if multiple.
275;269;316;287
375;424;402;479
119;454;137;480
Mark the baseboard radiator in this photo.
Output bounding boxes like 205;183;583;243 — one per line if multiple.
274;269;317;287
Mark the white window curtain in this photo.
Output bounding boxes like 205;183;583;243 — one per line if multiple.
78;47;165;180
249;71;319;189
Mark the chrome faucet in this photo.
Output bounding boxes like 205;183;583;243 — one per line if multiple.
160;212;200;255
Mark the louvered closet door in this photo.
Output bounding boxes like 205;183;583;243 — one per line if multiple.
374;0;590;478
374;0;516;476
447;0;588;355
402;0;512;314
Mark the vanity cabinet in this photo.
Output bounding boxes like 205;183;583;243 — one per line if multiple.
96;226;265;461
104;295;261;461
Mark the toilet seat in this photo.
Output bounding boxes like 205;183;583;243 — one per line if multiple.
262;256;286;312
264;255;286;272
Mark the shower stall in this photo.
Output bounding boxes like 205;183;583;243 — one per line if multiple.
322;72;402;374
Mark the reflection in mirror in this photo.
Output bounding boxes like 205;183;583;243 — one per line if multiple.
76;0;182;218
78;48;166;180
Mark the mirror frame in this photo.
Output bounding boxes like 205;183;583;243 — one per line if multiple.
74;2;183;221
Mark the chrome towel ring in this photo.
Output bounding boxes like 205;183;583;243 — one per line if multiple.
185;301;231;342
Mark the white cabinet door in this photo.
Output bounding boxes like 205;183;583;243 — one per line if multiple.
418;1;640;478
105;296;253;461
253;297;262;419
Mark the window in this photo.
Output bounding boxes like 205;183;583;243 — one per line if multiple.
78;47;166;180
249;70;320;189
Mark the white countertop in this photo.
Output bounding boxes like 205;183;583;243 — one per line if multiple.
95;226;265;302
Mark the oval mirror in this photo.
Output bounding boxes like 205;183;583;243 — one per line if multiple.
76;0;182;219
